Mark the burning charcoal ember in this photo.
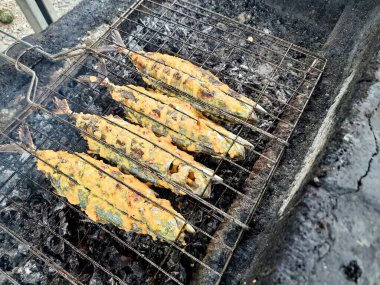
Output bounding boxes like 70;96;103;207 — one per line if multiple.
78;76;253;160
54;98;220;197
100;31;267;122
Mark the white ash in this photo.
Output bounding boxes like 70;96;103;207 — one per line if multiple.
14;259;50;284
0;168;14;184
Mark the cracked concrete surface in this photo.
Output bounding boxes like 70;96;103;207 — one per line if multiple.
329;66;380;195
247;51;380;285
311;98;380;285
305;54;380;285
357;105;379;192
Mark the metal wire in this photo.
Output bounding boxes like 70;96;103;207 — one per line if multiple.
0;0;326;284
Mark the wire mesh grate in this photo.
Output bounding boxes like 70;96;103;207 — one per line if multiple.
0;0;325;284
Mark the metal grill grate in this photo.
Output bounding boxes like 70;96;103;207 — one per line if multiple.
0;0;326;284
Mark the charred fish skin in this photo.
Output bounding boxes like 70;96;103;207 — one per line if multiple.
36;150;194;243
54;98;218;198
87;78;252;160
121;48;264;123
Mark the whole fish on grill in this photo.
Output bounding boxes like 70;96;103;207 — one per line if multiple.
99;30;267;124
0;125;194;244
55;98;221;198
77;76;253;160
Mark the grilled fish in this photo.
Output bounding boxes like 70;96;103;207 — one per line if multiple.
78;76;253;160
37;150;194;243
0;126;194;244
55;98;221;198
103;31;266;123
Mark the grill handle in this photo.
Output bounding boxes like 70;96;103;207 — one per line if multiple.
0;29;93;62
0;29;97;105
0;52;37;105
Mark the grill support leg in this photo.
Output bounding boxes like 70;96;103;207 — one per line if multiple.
15;0;58;32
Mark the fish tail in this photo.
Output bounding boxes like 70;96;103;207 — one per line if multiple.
0;123;36;153
110;30;126;48
53;98;72;115
96;30;130;54
0;143;24;153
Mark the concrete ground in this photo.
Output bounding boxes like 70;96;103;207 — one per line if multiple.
254;50;380;285
0;0;83;51
308;50;380;285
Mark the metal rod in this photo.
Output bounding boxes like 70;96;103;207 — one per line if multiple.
15;0;48;32
142;0;322;77
0;0;326;284
0;223;82;285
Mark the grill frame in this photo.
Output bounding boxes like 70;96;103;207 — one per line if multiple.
0;0;326;284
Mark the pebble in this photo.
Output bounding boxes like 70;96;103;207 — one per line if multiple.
237;11;252;23
310;176;322;187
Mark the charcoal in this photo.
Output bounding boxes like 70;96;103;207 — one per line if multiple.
88;269;104;285
0;255;13;271
0;0;321;284
13;259;54;284
45;236;65;255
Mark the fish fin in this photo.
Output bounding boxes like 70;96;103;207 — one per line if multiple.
53;98;72;115
249;111;258;122
76;75;109;89
76;58;110;88
184;222;195;234
95;57;108;85
95;44;119;53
